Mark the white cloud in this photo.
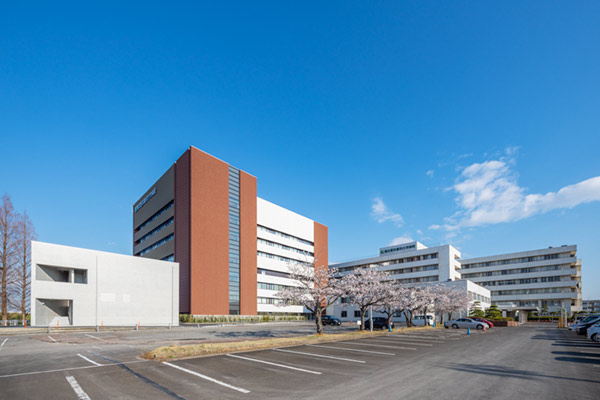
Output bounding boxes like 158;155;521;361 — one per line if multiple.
371;197;404;227
426;170;435;178
388;236;414;246
431;150;600;231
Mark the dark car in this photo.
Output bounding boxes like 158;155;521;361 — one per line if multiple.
470;317;494;328
321;315;342;326
576;317;600;335
363;317;394;330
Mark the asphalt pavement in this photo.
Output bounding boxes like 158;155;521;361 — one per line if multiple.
0;323;598;399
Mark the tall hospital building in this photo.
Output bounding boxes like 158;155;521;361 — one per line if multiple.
133;146;327;316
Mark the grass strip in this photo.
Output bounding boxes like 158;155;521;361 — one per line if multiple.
143;326;438;361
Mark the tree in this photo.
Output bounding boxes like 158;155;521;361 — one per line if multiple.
343;268;391;330
276;262;345;334
469;300;485;318
15;212;35;325
399;286;431;327
485;304;502;320
0;194;19;326
374;283;403;330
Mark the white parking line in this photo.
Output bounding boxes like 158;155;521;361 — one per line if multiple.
575;347;600;350
393;335;445;341
307;344;395;356
163;362;250;394
364;339;433;346
226;354;322;375
47;336;57;342
340;341;416;350
0;360;148;378
0;338;7;351
273;348;366;363
77;353;103;366
85;334;104;342
66;376;91;400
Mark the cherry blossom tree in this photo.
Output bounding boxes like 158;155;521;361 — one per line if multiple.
432;285;470;323
374;282;406;330
276;262;345;334
343;268;392;330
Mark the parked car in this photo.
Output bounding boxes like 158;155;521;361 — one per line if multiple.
412;315;435;326
586;323;600;342
363;317;394;330
470;317;494;328
575;317;600;335
570;315;600;331
321;315;342;326
446;318;489;330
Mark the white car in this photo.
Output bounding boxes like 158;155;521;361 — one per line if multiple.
446;318;489;330
586;323;600;342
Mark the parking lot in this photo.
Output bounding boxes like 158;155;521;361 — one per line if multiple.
0;323;598;399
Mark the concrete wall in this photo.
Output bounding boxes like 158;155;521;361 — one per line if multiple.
31;241;179;327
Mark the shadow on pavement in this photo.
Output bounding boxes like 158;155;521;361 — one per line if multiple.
442;363;600;384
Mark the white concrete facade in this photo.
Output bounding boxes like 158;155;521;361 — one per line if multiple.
31;241;179;327
461;245;582;314
256;198;315;315
332;242;462;285
327;242;490;322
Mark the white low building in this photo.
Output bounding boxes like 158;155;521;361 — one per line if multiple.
31;241;179;327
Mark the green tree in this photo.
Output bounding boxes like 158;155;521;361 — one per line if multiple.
485;304;502;319
469;301;484;318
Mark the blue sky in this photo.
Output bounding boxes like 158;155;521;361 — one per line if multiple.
1;2;599;298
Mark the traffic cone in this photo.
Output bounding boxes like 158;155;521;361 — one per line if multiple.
467;327;471;335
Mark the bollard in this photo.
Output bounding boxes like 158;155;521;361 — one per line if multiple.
47;326;51;334
101;321;103;329
168;323;172;330
467;327;471;335
57;321;59;329
96;325;99;332
135;324;138;331
197;323;200;328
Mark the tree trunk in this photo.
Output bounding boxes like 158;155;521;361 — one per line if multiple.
315;304;323;334
360;308;367;331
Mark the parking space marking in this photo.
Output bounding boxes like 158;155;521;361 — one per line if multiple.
393;335;445;341
77;353;104;366
0;360;148;378
163;362;250;394
273;348;366;363
340;341;416;350
0;338;7;351
66;376;92;400
47;336;57;342
226;354;322;375
307;344;395;356
364;338;433;346
85;334;104;342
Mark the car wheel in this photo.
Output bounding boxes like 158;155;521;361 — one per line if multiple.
476;324;484;330
452;324;458;329
592;334;600;343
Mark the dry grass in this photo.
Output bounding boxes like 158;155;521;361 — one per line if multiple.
143;326;438;361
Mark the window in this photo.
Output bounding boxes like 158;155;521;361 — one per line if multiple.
137;234;174;256
135;201;174;232
341;311;347;318
258;225;313;246
354;310;361;318
73;269;87;284
135;217;174;245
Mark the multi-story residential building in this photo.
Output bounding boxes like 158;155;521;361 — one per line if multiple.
583;300;600;313
328;241;491;322
461;245;582;315
133;146;327;316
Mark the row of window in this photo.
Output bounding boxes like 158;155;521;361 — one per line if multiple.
137;234;174;256
462;253;568;269
386;264;439;276
257;282;293;291
337;253;438;273
393;275;438;284
462;264;572;278
135;201;174;232
257;238;314;257
229;166;241;315
492;287;576;296
468;291;491;304
257;297;299;305
135;217;174;246
258;225;313;247
257;251;311;266
479;276;564;287
340;310;362;318
161;254;174;262
257;268;291;279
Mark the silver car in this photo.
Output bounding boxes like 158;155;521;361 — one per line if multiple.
446;318;490;330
